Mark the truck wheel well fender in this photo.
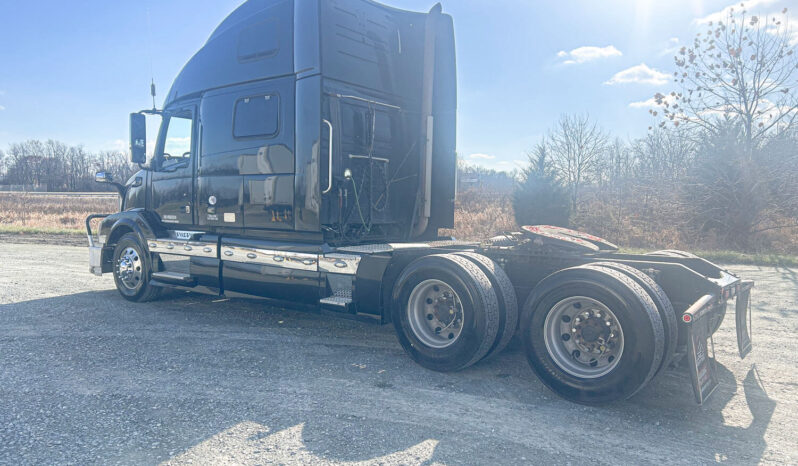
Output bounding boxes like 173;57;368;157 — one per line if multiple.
107;216;155;249
380;254;430;324
107;224;135;246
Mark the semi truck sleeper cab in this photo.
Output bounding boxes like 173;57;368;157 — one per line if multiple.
87;0;754;405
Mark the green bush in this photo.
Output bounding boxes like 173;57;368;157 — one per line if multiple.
513;170;570;227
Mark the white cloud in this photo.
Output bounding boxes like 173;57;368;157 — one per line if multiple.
629;93;679;109
660;37;680;56
0;105;5;111
695;1;797;45
556;45;622;65
629;98;659;109
469;153;495;160
605;63;669;85
694;0;779;25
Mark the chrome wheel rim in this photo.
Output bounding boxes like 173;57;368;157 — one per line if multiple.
117;246;143;290
543;296;624;378
407;279;464;348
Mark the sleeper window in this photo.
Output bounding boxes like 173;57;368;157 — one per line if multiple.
233;94;278;139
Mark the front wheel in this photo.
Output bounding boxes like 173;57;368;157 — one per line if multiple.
112;233;162;302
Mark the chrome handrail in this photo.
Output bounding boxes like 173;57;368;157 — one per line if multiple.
322;119;333;194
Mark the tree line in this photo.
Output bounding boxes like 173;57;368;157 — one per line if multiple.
514;5;798;252
0;140;137;192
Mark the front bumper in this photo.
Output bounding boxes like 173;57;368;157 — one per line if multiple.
86;214;110;276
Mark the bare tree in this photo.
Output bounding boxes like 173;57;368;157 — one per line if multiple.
548;114;609;209
655;4;798;150
0;149;6;179
631;127;696;182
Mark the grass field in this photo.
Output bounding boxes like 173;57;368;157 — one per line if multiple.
0;192;117;233
2;191;796;266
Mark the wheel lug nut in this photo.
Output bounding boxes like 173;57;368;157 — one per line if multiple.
561;333;571;341
426;314;433;320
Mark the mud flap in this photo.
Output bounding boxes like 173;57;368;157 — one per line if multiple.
683;294;719;404
736;280;754;359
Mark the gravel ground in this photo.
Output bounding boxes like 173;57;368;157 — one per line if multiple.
0;242;796;465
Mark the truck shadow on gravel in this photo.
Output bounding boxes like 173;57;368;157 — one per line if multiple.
0;290;777;465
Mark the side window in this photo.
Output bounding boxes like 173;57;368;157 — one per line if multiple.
233;94;278;139
160;112;193;168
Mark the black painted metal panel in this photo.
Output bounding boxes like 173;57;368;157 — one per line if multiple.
197;175;243;227
243;174;294;229
294;75;322;231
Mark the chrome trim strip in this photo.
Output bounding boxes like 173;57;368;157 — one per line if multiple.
337;243;393;254
319;253;361;275
149;239;218;258
220;245;318;271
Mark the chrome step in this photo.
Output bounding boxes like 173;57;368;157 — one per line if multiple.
151;271;196;286
320;289;353;308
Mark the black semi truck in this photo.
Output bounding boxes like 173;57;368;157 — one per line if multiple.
86;0;753;404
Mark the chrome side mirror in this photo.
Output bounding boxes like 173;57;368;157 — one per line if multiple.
95;171;113;183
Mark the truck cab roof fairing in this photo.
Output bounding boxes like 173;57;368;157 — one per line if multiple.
164;0;295;107
163;0;444;108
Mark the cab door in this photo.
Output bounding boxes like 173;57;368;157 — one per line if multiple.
150;105;197;227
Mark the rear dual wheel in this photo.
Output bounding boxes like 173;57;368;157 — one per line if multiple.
589;262;677;375
521;265;665;404
454;252;518;360
392;253;516;372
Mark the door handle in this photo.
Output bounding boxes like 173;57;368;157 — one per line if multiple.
322;119;333;194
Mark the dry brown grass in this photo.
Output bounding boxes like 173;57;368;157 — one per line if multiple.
440;189;517;241
3;191;795;256
0;193;118;233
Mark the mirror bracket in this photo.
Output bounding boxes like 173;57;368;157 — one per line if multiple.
94;171;126;196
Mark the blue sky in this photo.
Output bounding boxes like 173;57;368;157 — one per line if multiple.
0;0;793;171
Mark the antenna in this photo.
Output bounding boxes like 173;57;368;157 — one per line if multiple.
146;5;157;111
151;80;157;111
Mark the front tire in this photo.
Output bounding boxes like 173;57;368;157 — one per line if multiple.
112;233;161;302
391;254;500;372
521;266;664;404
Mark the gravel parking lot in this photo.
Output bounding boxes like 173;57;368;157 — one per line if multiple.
0;242;796;465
